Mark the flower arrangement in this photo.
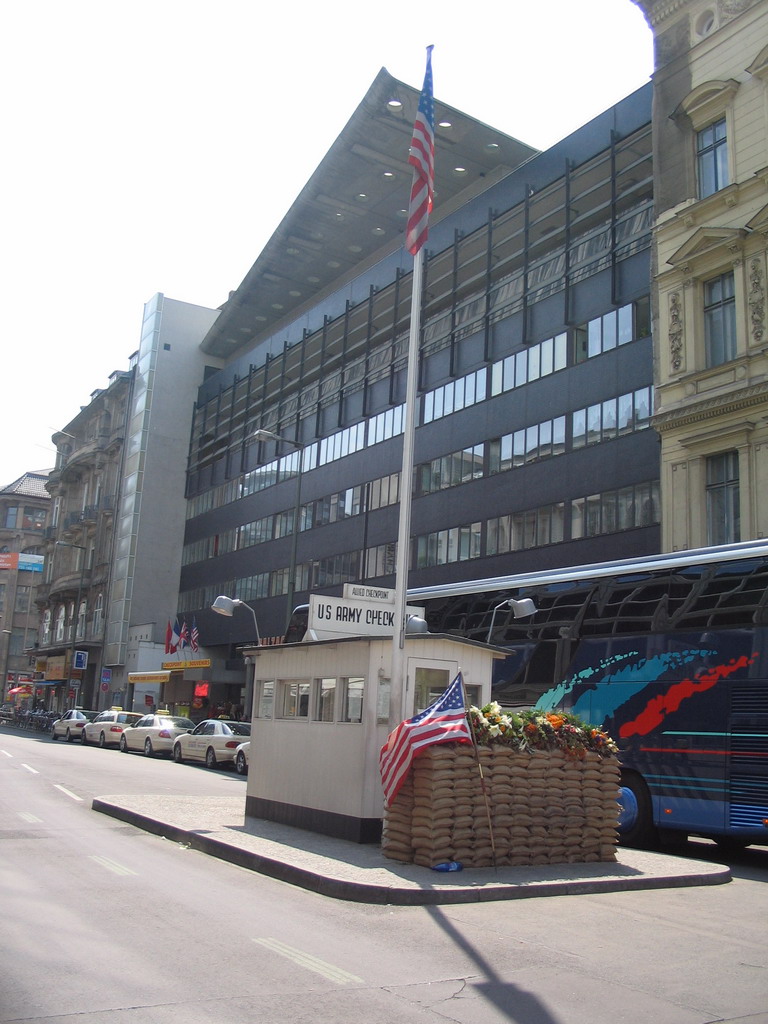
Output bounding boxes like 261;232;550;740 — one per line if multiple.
467;702;617;758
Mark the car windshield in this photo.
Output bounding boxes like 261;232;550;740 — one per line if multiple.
166;718;195;729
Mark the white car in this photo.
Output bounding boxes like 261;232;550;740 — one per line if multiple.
83;709;143;747
234;741;250;775
120;713;196;757
172;719;251;770
51;709;97;742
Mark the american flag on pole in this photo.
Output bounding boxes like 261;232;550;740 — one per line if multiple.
379;671;471;806
405;45;435;256
190;617;199;653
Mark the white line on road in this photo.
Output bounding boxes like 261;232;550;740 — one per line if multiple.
1;750;12;757
21;763;39;774
89;855;139;877
18;812;42;824
251;937;363;985
53;784;83;802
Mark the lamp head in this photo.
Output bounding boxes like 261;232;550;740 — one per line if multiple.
252;429;278;443
508;597;536;618
211;595;240;617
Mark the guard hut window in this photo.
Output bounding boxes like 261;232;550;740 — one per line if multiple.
340;677;364;723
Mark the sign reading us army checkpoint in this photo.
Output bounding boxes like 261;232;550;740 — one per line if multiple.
306;588;424;640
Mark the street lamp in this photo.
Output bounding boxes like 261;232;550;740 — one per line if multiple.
211;596;261;646
55;541;87;709
212;596;261;720
252;428;305;632
486;597;537;643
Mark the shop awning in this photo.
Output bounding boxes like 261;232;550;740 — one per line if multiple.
128;671;172;684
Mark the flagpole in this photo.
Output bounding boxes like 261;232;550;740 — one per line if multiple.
389;245;424;729
388;44;434;732
462;674;498;871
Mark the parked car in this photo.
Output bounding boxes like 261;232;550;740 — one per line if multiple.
172;719;251;769
51;709;97;742
82;708;143;747
234;741;250;775
120;713;196;757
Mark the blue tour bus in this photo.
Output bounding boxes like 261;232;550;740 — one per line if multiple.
408;540;768;849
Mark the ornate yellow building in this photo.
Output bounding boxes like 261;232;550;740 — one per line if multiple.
634;0;768;549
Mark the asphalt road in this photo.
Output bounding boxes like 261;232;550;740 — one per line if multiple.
1;726;767;1024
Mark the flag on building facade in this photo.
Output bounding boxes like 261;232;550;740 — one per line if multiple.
164;620;173;654
171;618;181;654
405;45;435;256
190;617;199;653
379;671;471;806
179;620;189;650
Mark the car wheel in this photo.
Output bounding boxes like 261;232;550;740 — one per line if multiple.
144;738;154;758
51;728;58;741
205;747;217;770
66;728;73;743
99;731;107;749
235;751;247;775
119;735;128;753
173;743;183;763
617;771;656;848
81;730;89;745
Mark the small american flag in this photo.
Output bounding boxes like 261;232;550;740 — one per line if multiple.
405;45;435;256
190;617;199;653
379;671;471;806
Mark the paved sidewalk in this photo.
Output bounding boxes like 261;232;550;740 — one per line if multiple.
92;794;731;905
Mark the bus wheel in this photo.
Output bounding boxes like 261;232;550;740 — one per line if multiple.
617;771;656;848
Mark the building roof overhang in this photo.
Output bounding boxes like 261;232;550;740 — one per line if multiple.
201;67;538;360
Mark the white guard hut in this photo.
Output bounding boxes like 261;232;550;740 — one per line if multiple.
243;587;506;842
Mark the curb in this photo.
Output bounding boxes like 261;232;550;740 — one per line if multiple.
92;798;732;905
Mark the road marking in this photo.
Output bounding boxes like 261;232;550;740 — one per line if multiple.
18;812;42;824
251;938;363;985
89;855;138;877
53;784;83;802
1;750;12;757
21;763;39;774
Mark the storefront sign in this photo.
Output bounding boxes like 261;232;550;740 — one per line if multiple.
128;671;172;684
160;659;211;670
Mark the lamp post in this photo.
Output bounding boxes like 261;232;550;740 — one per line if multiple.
1;628;12;703
55;541;87;709
212;595;261;720
486;597;537;643
252;428;305;633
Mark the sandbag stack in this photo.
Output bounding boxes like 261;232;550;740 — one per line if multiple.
381;743;621;868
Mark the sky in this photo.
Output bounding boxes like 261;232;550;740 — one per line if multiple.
1;0;654;487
